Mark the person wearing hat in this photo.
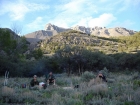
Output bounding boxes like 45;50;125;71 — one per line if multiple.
46;72;56;85
30;75;39;89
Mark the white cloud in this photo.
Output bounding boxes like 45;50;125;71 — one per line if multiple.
99;0;109;2
1;0;138;34
56;0;98;16
72;13;117;28
47;18;70;28
117;0;140;12
0;0;49;20
124;0;140;6
59;0;98;14
74;18;89;27
26;17;44;30
113;20;135;29
88;13;117;27
47;0;98;28
9;4;29;20
53;22;69;28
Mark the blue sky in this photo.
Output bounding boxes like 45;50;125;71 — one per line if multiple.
0;0;140;35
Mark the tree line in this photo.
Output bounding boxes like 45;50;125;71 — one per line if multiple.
0;29;140;77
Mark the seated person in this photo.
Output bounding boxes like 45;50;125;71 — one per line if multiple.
98;72;107;82
30;75;39;89
46;72;56;85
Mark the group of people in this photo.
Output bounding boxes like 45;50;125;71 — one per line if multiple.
30;71;107;89
30;72;55;89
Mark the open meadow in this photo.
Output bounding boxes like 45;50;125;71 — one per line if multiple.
0;71;140;105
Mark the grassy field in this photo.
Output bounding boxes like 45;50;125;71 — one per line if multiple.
0;71;140;105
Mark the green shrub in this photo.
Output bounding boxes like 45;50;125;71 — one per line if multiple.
32;48;43;59
133;80;140;86
99;67;109;77
132;72;139;80
81;71;95;82
62;98;84;105
84;93;93;101
134;89;140;105
56;78;68;86
71;77;81;85
57;89;73;97
74;100;84;105
72;92;83;100
42;91;52;98
24;98;36;104
124;101;135;105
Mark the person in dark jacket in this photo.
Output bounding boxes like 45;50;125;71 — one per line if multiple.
46;72;55;85
98;73;107;82
30;75;39;89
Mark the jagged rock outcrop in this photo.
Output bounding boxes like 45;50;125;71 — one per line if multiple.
45;23;70;32
71;26;136;37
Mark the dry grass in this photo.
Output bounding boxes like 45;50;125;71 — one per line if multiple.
0;72;140;105
88;78;95;87
1;86;15;96
91;83;108;93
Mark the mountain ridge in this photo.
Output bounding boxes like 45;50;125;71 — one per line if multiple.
25;23;137;43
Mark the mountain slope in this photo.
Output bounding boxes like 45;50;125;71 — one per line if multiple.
25;30;57;43
37;30;140;55
0;28;29;55
25;23;137;43
25;23;70;43
0;28;20;40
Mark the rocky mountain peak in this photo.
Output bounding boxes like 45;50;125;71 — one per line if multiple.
71;25;136;37
115;27;136;35
25;23;137;43
45;23;58;31
71;25;89;34
45;23;70;32
71;26;106;34
25;23;70;43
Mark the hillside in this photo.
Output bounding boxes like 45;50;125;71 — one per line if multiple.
25;23;136;43
0;28;30;52
0;28;20;40
38;30;140;55
0;27;140;77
